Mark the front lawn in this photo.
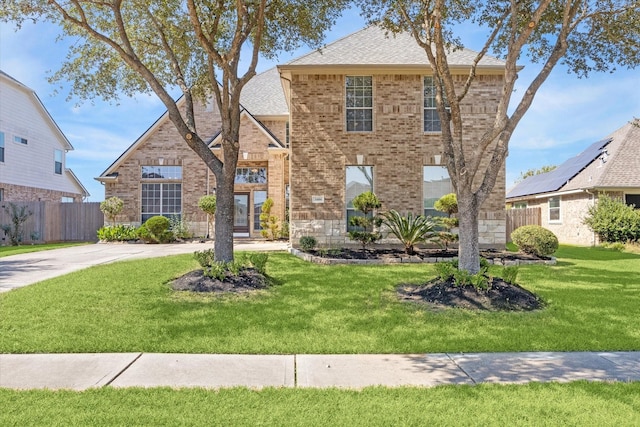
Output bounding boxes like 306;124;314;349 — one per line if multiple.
0;246;638;353
2;382;639;426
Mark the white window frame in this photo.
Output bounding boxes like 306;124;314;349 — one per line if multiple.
141;165;183;223
548;197;561;223
0;132;5;162
423;76;449;133
346;166;374;232
14;136;28;145
345;76;373;132
54;149;63;175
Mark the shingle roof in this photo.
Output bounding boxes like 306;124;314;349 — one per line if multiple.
506;119;640;199
240;67;288;116
285;26;506;68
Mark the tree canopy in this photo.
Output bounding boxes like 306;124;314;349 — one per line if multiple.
517;165;557;183
2;0;348;261
359;0;639;272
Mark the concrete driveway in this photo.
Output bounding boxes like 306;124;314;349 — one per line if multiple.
0;240;288;293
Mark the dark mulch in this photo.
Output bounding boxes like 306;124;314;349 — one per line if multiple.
398;278;544;311
307;247;547;262
172;268;269;293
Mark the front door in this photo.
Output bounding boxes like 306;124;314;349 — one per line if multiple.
234;193;250;235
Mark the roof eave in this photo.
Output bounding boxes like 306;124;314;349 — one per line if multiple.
278;64;507;75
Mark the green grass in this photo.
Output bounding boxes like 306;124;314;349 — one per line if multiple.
0;242;89;258
2;382;639;426
1;246;639;353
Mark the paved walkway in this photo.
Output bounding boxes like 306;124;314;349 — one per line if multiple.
1;352;639;390
2;243;639;390
0;240;288;293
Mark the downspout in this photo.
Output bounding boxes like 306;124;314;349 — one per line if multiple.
585;189;597;246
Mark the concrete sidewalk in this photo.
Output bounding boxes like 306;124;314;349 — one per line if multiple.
0;240;288;293
1;352;639;391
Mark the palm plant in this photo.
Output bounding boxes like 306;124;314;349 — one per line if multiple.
381;210;437;255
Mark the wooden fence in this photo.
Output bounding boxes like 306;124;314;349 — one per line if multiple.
0;201;104;244
505;207;541;241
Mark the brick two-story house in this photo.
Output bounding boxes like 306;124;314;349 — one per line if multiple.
98;26;507;247
279;26;507;247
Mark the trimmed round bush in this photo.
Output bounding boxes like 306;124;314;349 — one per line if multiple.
299;236;317;252
511;225;559;258
138;216;173;244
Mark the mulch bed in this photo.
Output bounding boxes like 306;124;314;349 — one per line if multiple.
307;247;546;262
172;268;269;293
172;250;546;312
398;278;544;311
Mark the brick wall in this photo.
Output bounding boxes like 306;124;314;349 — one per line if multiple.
288;73;506;247
0;182;83;203
105;101;289;237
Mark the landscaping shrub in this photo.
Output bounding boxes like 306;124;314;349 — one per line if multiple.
1;203;32;246
138;216;173;243
259;198;280;240
348;191;382;250
100;197;124;225
97;225;138;242
193;249;216;268
434;193;458;217
197;195;217;238
248;253;269;275
299;236;317;252
169;216;193;239
583;194;640;243
380;210;436;254
511;225;559;257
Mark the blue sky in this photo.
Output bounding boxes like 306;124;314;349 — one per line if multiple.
1;9;638;202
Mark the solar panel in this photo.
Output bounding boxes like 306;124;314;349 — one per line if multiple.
507;138;612;198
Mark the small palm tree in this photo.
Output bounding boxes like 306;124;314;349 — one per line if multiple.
381;210;436;255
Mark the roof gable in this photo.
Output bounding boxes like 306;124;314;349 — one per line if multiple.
283;26;506;69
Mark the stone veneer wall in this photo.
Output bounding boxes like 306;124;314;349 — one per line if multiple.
288;73;506;248
0;182;83;203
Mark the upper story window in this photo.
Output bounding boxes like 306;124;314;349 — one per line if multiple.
0;132;4;162
424;76;449;132
424;166;454;217
235;167;267;184
141;165;182;180
54;149;63;175
346;76;373;132
14;136;28;145
549;197;561;222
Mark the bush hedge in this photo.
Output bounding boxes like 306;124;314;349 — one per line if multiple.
511;225;558;258
583;194;640;243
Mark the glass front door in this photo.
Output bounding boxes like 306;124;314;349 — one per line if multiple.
234;193;250;234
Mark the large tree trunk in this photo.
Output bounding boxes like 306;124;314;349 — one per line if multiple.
457;190;481;274
213;136;240;262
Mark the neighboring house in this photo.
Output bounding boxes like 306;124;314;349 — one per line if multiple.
97;26;508;247
96;67;289;237
0;71;89;203
506;119;640;246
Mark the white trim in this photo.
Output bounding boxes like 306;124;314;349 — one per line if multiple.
534;189;586;199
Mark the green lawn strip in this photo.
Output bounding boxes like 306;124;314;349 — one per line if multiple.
1;246;639;353
0;242;89;258
1;382;639;426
